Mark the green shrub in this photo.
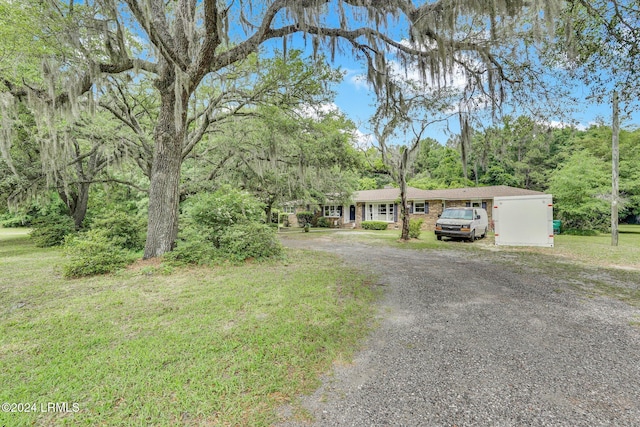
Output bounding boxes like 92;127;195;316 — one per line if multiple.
361;221;389;230
182;187;265;238
30;214;76;247
408;218;424;239
62;230;137;278
218;222;283;262
562;228;599;236
165;230;218;266
296;211;314;228
172;189;282;265
0;212;32;227
90;210;146;250
316;217;331;228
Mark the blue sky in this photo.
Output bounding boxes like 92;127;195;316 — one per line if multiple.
256;5;640;146
329;56;640;145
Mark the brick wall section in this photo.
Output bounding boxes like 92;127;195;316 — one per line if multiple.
353;199;494;231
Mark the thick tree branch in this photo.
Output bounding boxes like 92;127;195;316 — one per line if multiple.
123;0;187;71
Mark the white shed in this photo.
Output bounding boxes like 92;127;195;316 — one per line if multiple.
493;194;554;247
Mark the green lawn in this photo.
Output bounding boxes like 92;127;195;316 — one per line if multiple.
549;224;640;269
0;229;377;426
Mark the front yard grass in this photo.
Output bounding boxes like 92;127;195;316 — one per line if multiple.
0;229;377;426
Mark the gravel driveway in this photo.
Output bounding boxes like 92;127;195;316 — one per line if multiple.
277;234;640;426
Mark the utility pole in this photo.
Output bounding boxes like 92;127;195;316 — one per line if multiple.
611;90;619;247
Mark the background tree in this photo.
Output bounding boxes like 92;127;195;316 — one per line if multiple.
372;80;456;240
553;0;640;244
188;104;360;221
548;149;610;231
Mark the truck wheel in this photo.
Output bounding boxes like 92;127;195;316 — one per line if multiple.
469;230;476;242
437;235;442;241
481;227;487;238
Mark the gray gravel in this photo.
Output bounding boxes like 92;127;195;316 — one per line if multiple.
277;235;640;426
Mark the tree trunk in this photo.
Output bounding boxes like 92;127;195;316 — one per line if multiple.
144;87;184;259
57;182;89;230
72;182;90;230
399;172;410;241
611;90;619;247
264;196;275;225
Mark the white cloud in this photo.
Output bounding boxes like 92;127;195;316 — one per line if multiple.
352;128;375;149
297;102;341;120
541;120;593;131
343;68;371;91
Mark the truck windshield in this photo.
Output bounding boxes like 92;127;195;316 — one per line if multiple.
440;209;473;220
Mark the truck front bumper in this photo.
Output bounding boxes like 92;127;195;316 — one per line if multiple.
434;229;472;239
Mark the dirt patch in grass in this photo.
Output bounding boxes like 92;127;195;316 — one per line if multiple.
125;256;161;271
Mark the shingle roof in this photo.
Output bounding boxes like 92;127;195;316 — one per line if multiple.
353;185;544;202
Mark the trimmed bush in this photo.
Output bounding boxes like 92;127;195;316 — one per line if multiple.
361;221;389;230
62;230;137;278
218;222;283;262
408;218;424;239
296;211;314;228
30;214;76;247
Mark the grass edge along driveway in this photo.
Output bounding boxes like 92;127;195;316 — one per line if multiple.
0;229;378;426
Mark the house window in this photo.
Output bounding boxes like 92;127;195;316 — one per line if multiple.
323;205;341;217
366;203;395;222
282;206;295;214
414;201;429;214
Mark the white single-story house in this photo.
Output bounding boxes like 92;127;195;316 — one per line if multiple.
287;185;546;230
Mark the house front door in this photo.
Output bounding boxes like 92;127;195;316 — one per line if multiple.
349;205;356;222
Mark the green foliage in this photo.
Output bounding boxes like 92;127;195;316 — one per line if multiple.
296;211;315;227
171;188;282;265
164;229;218;266
62;230;137;278
361;221;389;230
549;150;610;231
168;223;282;265
90;211;146;250
218;223;283;262
0;212;32;228
357;177;378;190
29;214;76;247
316;217;331;228
408;218;424;239
182;187;265;239
562;228;599;236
